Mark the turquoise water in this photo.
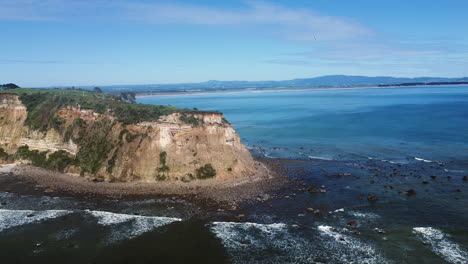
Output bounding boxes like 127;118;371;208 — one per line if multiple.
139;85;468;167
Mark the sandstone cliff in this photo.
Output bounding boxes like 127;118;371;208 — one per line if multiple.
0;93;256;182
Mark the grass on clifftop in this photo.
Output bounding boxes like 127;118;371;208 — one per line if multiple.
0;88;189;130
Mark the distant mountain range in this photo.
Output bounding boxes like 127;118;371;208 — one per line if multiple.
75;75;468;93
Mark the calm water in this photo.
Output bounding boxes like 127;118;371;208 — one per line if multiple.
0;86;467;263
140;85;468;167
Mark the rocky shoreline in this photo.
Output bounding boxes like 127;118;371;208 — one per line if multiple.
0;158;288;209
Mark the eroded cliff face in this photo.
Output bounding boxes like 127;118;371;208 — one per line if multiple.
0;94;256;182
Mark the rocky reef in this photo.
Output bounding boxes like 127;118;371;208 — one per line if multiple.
0;91;256;182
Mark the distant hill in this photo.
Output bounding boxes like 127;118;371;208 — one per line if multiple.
55;75;468;93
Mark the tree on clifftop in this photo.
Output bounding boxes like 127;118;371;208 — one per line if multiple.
93;87;103;93
0;83;20;90
120;92;136;103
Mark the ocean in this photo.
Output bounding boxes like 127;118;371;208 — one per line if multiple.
0;85;467;263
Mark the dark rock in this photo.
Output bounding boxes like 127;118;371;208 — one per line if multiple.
406;189;417;196
367;194;378;202
422;181;429;184
430;175;437;179
308;187;319;193
235;214;246;221
463;176;468;181
26;213;34;218
455;189;461;192
239;240;251;245
347;220;358;228
447;176;452;180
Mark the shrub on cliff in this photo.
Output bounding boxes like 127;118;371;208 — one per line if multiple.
76;119;115;175
15;145;75;172
0;148;11;160
179;113;200;126
195;164;216;179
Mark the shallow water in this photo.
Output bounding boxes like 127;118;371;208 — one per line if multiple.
0;86;467;263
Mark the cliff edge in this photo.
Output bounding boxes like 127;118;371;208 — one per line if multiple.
0;90;256;183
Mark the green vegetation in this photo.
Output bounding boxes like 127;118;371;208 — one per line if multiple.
0;88;188;130
0;148;12;161
75;119;115;175
179;113;201;126
157;151;170;180
195;164;216;179
15;145;75;172
0;83;20;90
125;132;140;143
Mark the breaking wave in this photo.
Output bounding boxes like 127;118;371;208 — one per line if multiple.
413;227;468;264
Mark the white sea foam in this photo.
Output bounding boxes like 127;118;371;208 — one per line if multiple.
210;221;310;263
414;157;443;164
413;227;468;264
87;210;181;242
333;208;345;213
444;169;465;173
0;209;72;232
317;225;387;264
381;159;400;164
210;221;387;264
348;211;380;219
298;152;333;161
210;221;288;249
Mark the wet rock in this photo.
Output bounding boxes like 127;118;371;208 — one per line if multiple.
308;187;319;193
43;188;55;194
463;176;468;181
235;214;246;221
314;210;321;216
455;189;461;192
422;181;429;184
406;189;417;196
447;176;452;180
26;213;34;218
347;220;358;228
367;194;378;202
239;240;251;245
430;175;437;179
0;202;6;206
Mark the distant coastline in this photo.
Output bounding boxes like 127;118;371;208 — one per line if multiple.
135;82;468;98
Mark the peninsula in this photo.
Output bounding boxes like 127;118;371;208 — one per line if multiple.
0;88;273;202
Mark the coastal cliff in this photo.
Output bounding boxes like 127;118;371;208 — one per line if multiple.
0;91;256;182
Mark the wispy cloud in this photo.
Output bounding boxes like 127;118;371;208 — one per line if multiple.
0;59;63;64
123;1;372;41
288;43;444;60
0;0;372;41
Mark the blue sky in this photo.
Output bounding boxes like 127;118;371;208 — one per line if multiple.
1;0;467;86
